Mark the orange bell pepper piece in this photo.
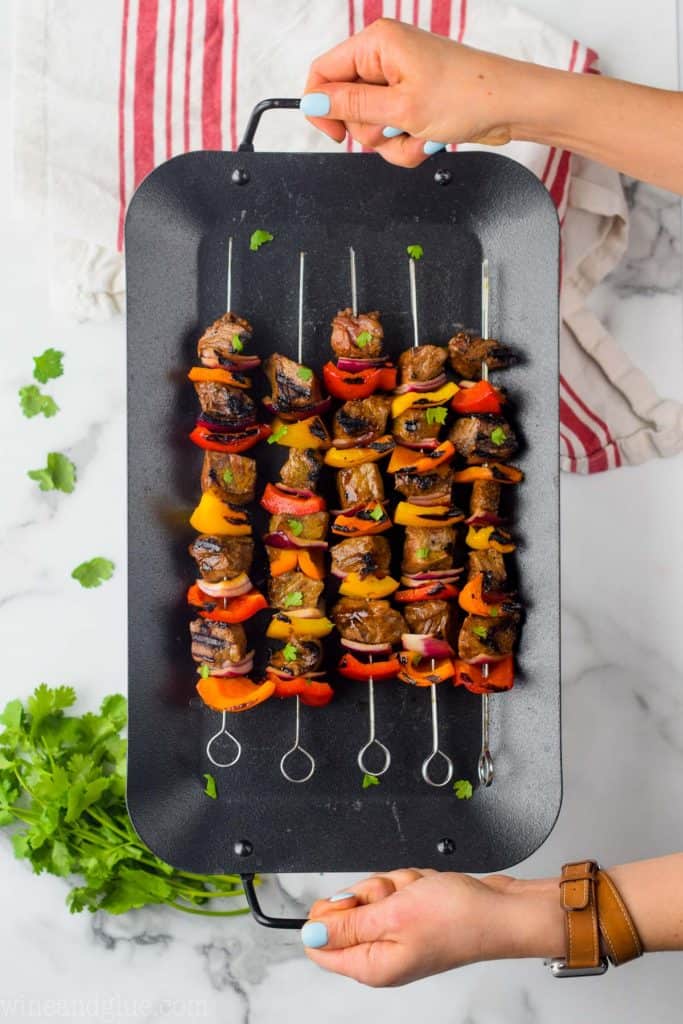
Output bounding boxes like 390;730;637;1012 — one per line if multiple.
268;548;298;576
297;549;325;580
452;463;523;484
458;573;504;617
332;503;392;537
397;651;455;687
268;673;334;707
196;675;275;712
188;366;252;389
453;657;514;694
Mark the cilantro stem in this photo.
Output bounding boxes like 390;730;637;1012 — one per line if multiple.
170;902;249;917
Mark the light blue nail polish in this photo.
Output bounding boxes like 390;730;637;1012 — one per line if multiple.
328;891;355;902
424;140;446;155
301;921;329;948
300;93;331;117
382;126;403;138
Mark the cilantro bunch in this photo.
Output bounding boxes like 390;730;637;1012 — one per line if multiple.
0;686;249;917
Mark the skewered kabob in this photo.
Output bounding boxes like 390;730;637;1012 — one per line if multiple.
329;249;404;779
387;255;464;787
448;259;524;787
187;239;274;766
261;252;334;783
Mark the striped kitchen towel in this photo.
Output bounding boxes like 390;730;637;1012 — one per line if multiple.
12;0;683;472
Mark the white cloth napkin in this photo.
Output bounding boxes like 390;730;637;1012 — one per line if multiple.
12;0;683;471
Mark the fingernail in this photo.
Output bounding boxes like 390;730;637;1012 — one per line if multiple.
423;140;446;155
328;891;355;903
301;921;329;948
300;93;331;117
382;126;403;138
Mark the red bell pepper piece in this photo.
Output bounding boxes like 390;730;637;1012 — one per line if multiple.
260;482;326;516
188;584;268;623
269;674;334;707
189;422;271;454
450;380;503;415
337;653;401;681
322;361;397;400
394;581;460;603
453;657;514;694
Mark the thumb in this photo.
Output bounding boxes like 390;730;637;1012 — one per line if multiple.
302;901;385;951
302;82;401;127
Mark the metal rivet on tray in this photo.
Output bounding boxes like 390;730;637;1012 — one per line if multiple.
234;839;253;857
433;169;452;186
231;168;250;185
437;838;456;855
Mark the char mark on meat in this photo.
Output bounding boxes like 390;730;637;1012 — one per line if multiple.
268;571;324;611
330;536;391;579
189;534;254;581
398;345;447;384
447;330;516;379
264;354;322;415
401;526;456;575
268;637;323;677
337;463;385;508
331;597;406;646
393;407;442;445
194;381;255;423
197;313;253;367
279;448;324;491
190;618;247;666
330;308;384;359
449;414;518;463
201;451;256;505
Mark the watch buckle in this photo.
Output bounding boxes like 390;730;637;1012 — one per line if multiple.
545;957;609;978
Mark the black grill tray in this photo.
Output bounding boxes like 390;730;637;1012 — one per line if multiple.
126;144;561;879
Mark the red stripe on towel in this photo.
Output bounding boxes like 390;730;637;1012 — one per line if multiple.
230;0;240;151
116;0;131;252
202;0;224;150
457;0;467;42
183;0;194;152
347;0;356;150
133;0;160;187
165;0;177;158
561;374;621;468
559;396;608;472
364;0;383;24
430;0;452;36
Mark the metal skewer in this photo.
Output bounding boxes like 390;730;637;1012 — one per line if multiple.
226;235;233;312
206;710;242;768
357;656;391;777
477;257;494;788
279;250;317;784
349;246;358;317
409;256;454;788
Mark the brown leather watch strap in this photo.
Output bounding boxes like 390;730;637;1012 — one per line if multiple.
595;869;643;966
559;860;602;969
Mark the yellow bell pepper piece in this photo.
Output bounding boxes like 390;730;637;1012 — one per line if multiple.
268;416;331;450
266;614;335;639
391;382;459;419
394;501;464;528
324;444;392;468
465;525;516;553
189;490;252;536
338;572;399;599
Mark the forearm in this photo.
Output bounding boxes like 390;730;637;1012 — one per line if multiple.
500;854;683;960
505;59;683;194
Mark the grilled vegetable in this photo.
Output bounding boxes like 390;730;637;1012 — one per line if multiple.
397;651;455;687
465;525;516;553
260;483;326;516
187;584;267;623
453;656;514;694
390;382;458;419
451;463;523;484
189;422;270;454
188;366;252;389
267;416;331;450
269;675;334;706
266;614;335;639
196;675;274;712
387;440;455;474
332;503;392;537
323;361;396;400
450;380;504;414
394;501;464;528
338;573;399;599
189;490;251;535
337;653;401;681
394;581;460;603
324;436;395;467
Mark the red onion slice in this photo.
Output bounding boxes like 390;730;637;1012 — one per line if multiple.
196;576;253;598
330;431;378;450
395;437;440;451
275;484;315;499
196;414;258;434
262;531;328;550
285;607;323;619
218;354;262;370
465;513;507;527
463;653;508;665
401;634;454;658
262;397;332;420
207;651;255;677
336;356;386;372
402;568;463;582
403;492;451;507
340;638;393;654
266;667;327;680
394;373;447;395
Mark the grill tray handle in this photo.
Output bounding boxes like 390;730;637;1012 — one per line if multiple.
238;98;302;152
241;873;307;929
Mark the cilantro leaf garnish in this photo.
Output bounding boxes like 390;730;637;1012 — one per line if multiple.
71;557;115;589
472;625;488;640
425;406;447;426
488;606;500;618
406;244;424;261
203;773;218;799
453;779;473;800
283;591;304;608
198;663;211;679
27;453;76;494
288;518;304;537
33;348;64;384
416;546;431;559
19;385;59;419
369;504;384;522
231;335;244;353
222;467;234;486
490;426;507;446
267;424;288;445
297;366;313;381
355;331;372;349
249;229;274;251
283;643;298;663
362;773;380;789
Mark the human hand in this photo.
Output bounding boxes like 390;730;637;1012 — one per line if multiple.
301;868;565;987
301;19;529;167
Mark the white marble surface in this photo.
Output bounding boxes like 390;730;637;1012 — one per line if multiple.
1;2;682;1022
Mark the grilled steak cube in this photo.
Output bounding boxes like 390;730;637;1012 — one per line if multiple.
190;619;247;667
404;600;454;639
201;451;256;505
401;526;456;575
268;637;323;677
394;464;453;504
264;354;323;416
469;479;501;519
330;536;391;579
194;381;255;424
269;511;329;541
392;407;442;445
330;308;384;359
449;414;518;463
279;448;324;491
268;571;324;611
398;345;447;384
197;312;253;367
468;549;507;587
332;598;406;646
337;463;385;508
333;395;392;443
458;613;519;661
189;534;254;581
447;330;515;379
